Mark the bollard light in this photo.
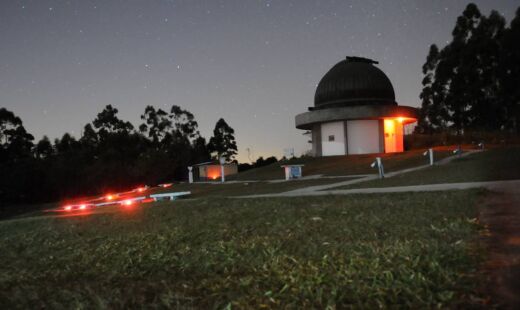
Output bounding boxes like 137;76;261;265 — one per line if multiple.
423;148;434;165
219;156;226;183
188;166;193;184
371;157;385;179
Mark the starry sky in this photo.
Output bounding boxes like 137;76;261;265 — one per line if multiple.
1;0;518;162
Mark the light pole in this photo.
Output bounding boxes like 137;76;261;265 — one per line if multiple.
371;157;385;179
188;166;193;183
423;148;434;166
219;156;226;183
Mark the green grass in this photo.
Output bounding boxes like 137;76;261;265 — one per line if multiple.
150;177;358;198
0;178;359;220
0;191;484;308
332;147;520;190
232;147;454;180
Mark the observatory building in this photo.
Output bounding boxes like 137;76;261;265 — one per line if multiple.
295;56;418;156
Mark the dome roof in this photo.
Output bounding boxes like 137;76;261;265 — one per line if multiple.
314;56;396;109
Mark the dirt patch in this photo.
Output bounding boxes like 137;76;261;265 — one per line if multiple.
478;184;520;308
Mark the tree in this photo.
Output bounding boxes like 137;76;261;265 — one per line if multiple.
54;133;79;154
208;118;238;161
170;105;200;141
465;10;505;130
35;136;53;159
499;7;520;132
139;105;171;145
0;107;34;163
80;123;99;148
444;3;481;134
417;3;516;134
92;105;134;139
191;136;211;164
416;44;448;133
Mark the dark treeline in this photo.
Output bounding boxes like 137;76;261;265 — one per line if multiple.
416;4;520;135
238;156;278;172
0;105;237;206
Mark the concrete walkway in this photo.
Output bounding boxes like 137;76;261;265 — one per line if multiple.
241;179;520;198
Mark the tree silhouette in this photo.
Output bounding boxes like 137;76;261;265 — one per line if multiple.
0;104;234;210
140;105;171;145
417;3;518;133
80;123;99;148
208;118;238;161
35;136;53;159
0;107;34;163
170;105;200;141
93;105;134;139
499;7;520;133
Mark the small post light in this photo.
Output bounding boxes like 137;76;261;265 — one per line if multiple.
219;156;226;183
188;166;193;184
423;148;434;166
371;157;385;179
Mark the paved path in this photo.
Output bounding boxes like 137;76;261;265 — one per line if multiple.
239;179;520;198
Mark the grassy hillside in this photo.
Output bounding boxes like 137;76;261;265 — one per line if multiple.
0;191;484;308
232;146;460;181
332;146;520;190
148;177;358;198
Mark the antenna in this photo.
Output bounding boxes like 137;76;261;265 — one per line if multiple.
283;148;295;158
246;147;253;163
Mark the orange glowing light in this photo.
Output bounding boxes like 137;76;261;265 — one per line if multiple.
79;204;87;210
384;118;404;153
123;200;133;206
64;205;72;211
106;194;113;200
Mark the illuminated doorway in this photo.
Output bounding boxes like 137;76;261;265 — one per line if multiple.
384;118;404;153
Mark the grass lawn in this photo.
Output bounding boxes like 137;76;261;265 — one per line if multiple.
232;146;457;180
0;177;359;220
0;190;484;308
331;146;520;190
150;177;358;198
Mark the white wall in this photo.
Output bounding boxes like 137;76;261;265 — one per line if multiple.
347;120;380;154
321;121;345;156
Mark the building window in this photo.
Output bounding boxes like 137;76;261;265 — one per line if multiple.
328;135;335;141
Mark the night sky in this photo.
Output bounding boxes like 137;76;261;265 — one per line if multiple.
1;1;518;162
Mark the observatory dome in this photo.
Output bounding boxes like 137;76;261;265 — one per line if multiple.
314;56;396;109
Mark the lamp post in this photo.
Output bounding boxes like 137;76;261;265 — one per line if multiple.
188;166;193;183
219;156;226;183
423;148;434;166
371;157;385;179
